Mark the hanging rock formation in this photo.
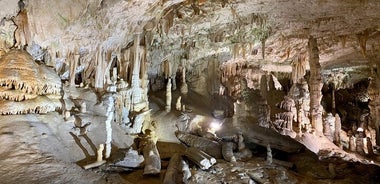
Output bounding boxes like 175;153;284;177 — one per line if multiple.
0;50;61;114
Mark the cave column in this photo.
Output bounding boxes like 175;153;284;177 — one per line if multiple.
131;33;145;112
180;59;188;95
332;86;336;114
308;36;323;134
258;73;270;128
368;75;380;145
166;78;172;112
69;50;80;86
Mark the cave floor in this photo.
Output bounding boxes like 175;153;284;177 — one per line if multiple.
0;87;379;183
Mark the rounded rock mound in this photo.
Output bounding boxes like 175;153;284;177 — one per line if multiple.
0;50;61;114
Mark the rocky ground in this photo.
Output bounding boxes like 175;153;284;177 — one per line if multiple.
0;87;379;183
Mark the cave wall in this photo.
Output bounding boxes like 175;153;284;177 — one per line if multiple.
0;1;379;140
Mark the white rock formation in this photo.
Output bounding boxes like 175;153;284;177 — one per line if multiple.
83;144;106;170
166;78;172;112
104;94;115;159
176;96;182;111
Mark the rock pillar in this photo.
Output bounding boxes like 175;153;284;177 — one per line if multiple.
308;36;323;134
166;78;172;112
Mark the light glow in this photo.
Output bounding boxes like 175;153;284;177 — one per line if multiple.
210;121;222;131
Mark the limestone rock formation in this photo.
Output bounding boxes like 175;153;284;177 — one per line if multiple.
0;50;61;114
0;0;380;183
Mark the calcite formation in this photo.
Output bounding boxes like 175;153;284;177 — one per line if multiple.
0;50;61;114
0;1;379;183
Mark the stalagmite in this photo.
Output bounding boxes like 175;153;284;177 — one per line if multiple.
184;147;216;170
126;110;150;134
64;110;71;121
97;144;104;162
334;114;342;147
368;127;377;149
171;75;177;91
323;113;335;142
80;101;86;113
83;144;106;170
176;96;182;111
111;67;118;82
308;36;323;134
367;77;380;147
180;68;188;94
266;144;272;164
366;137;374;156
141;131;161;175
222;141;236;163
115;79;130;126
104;94;115;159
349;135;356;152
275;95;296;131
166;78;172;112
356;129;365;155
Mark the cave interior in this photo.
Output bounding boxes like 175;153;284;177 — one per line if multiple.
0;0;380;183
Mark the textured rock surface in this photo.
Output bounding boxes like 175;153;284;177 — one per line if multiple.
0;0;378;93
0;0;380;183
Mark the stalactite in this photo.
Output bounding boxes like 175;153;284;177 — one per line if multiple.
130;34;146;112
308;36;323;134
357;30;369;57
258;74;271;128
261;40;266;59
13;9;31;48
242;43;246;59
191;1;200;16
69;49;80;86
123;48;131;82
140;47;146;76
95;46;105;90
291;54;306;84
286;47;291;59
0;50;62;115
104;50;113;85
339;35;347;48
233;44;239;59
163;59;171;79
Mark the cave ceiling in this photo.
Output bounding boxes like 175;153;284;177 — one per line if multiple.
1;0;380;77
